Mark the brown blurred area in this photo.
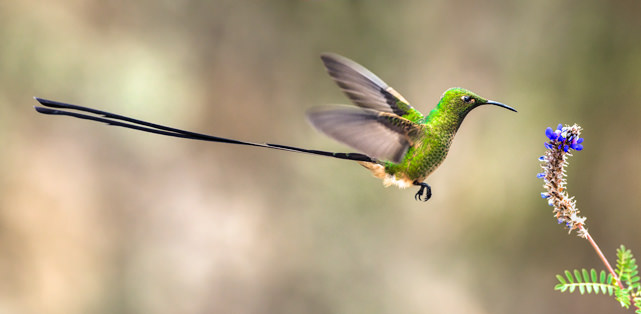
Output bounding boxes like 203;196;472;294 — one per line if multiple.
2;0;641;313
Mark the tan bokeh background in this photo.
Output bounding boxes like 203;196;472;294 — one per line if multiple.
2;1;641;313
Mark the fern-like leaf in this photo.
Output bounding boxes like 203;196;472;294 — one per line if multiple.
615;287;631;308
617;245;640;289
555;269;617;296
634;296;641;314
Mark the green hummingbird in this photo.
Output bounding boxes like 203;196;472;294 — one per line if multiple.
34;53;516;201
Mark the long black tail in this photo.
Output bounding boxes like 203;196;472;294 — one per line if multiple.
33;97;374;163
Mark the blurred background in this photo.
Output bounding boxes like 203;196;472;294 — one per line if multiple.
2;0;641;313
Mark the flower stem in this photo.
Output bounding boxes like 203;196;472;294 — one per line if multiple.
579;225;623;289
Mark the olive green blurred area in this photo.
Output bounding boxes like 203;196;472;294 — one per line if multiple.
2;0;641;313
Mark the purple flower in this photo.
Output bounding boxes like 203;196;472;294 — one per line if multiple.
569;137;584;151
537;173;545;179
546;127;557;140
543;124;585;153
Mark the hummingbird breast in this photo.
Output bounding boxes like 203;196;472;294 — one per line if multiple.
416;136;453;175
359;126;457;189
386;130;455;184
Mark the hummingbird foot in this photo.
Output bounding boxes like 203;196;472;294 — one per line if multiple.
413;181;432;202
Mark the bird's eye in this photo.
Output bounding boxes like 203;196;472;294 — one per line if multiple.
461;95;474;104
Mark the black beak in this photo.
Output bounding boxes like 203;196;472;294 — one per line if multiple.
483;100;517;112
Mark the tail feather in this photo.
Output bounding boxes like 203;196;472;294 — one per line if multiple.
33;97;374;163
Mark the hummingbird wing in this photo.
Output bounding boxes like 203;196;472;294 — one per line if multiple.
320;53;425;122
307;106;422;163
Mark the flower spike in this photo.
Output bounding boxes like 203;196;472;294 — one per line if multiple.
538;124;586;237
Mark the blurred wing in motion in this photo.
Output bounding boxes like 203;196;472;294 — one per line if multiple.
320;53;425;122
307;106;421;163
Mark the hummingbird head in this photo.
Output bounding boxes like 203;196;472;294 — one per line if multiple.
438;87;517;121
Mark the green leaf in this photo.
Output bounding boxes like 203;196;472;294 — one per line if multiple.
555;274;567;292
617;245;640;291
554;269;618;297
583;269;591;294
634;297;641;314
566;270;574;283
615;287;631;308
574;269;584;294
607;273;615;295
599;270;609;294
575;269;583;283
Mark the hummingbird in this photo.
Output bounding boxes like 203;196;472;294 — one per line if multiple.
34;53;516;201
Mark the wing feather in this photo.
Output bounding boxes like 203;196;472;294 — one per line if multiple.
320;53;424;121
307;106;421;163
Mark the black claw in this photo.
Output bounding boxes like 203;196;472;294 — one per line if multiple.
413;181;432;202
